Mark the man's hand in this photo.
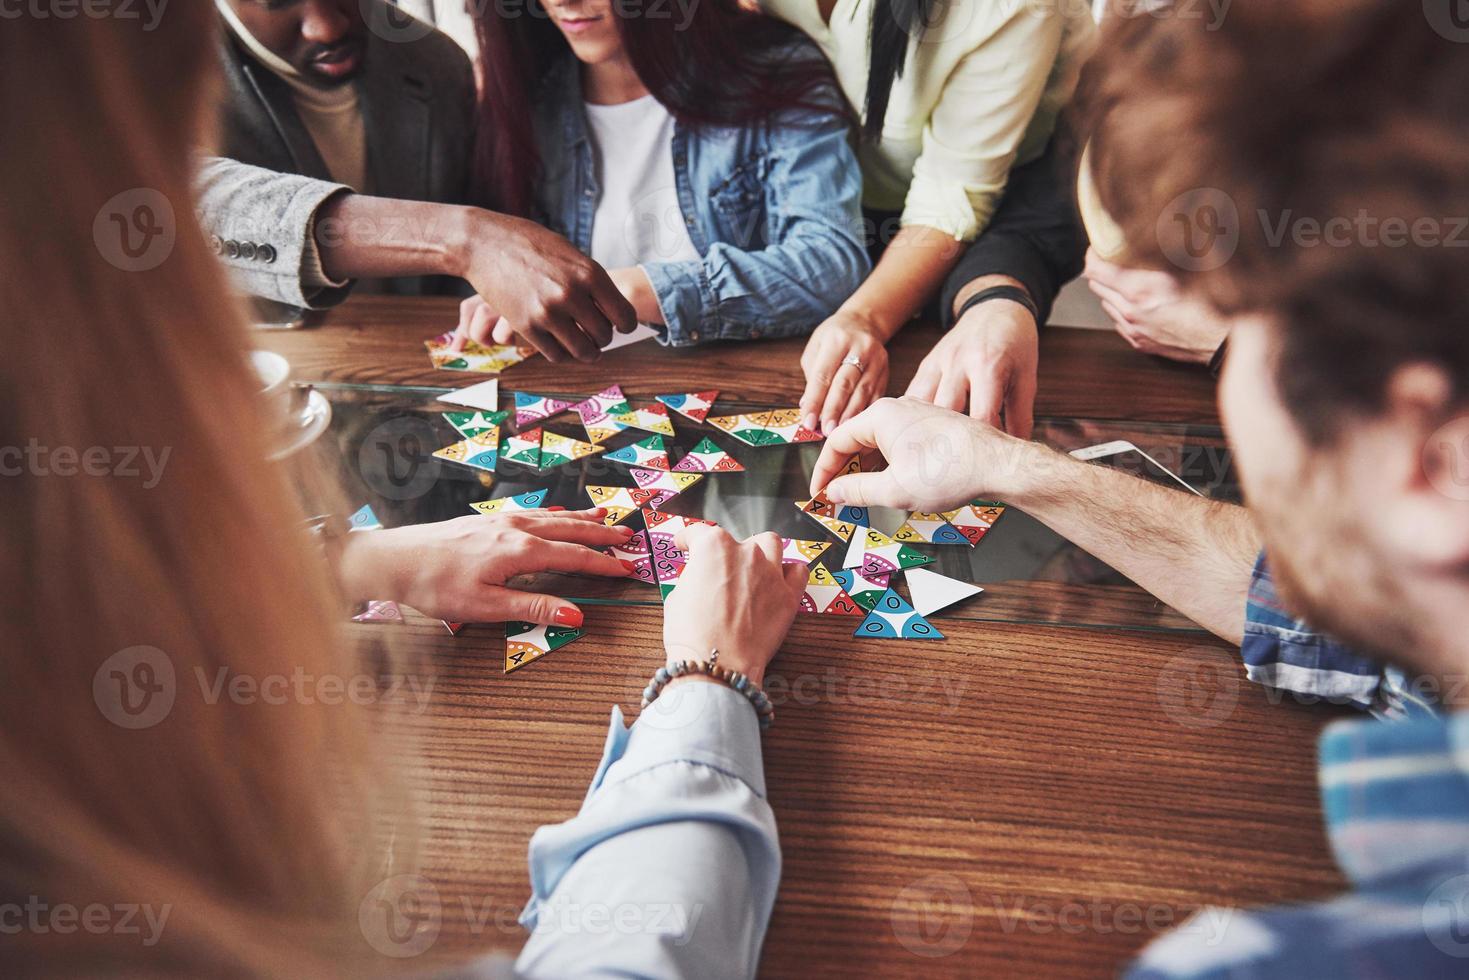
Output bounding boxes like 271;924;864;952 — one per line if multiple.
809;397;1053;513
798;310;891;436
339;509;633;624
905;299;1038;438
458;211;637;364
662;527;807;688
1084;250;1227;364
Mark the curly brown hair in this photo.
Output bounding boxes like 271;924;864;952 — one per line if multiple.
1080;0;1469;442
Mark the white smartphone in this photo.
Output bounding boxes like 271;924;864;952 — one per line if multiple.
1070;440;1205;496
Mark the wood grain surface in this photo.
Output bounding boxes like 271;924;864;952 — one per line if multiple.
260;298;1344;977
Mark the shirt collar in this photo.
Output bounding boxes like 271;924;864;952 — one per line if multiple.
1318;710;1469;886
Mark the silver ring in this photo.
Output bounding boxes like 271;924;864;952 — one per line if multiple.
840;354;863;371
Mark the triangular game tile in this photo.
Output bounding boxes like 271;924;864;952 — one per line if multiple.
425;334;534;374
853;589;943;640
604;435;672;471
656;390;718;423
673;437;744;473
629;468;704;495
573;385;632;444
781;538;831;565
760;408;824;444
609;402;675;436
498;426;542;468
538;430;605;470
435;378;501;412
706;412;784;447
348;504;383;531
830;568;892;612
433;430;500;473
504;621;585;673
800;564;864;615
944;502;1007;547
602;529;656;586
443;409;508;438
512;392;575;427
470;488;550;515
905;568;984;617
893;512;970;546
854;527;934;578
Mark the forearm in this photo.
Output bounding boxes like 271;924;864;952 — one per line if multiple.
1004;443;1260;643
315;193;480;283
842;225;965;337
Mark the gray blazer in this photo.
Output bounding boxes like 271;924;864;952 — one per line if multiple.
196;2;476;310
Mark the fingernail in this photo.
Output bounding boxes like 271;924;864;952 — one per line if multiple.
547;505;566;512
825;485;844;503
803;414;819;432
619;525;636;535
552;607;583;627
822;419;837;435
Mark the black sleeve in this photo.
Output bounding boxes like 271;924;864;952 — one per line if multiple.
939;135;1088;329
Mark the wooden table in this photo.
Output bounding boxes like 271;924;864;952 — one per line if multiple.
261;297;1346;978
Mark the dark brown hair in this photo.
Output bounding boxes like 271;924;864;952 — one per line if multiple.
1081;0;1469;442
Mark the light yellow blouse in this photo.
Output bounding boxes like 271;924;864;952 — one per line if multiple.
763;0;1096;242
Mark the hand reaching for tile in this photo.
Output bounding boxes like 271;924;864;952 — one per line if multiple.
662;526;807;687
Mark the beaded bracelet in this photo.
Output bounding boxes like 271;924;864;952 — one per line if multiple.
641;650;775;731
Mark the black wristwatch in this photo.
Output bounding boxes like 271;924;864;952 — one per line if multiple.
953;285;1040;329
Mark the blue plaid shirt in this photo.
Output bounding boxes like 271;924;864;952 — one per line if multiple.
1126;554;1464;978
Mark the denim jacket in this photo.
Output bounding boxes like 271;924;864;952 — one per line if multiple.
532;52;870;346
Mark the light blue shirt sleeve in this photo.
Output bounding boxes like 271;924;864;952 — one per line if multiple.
513;681;781;980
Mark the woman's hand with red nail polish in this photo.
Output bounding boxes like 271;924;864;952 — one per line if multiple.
336;508;631;625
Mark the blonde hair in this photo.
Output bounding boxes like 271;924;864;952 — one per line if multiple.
0;10;418;974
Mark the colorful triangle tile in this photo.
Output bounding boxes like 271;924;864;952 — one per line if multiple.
854;526;934;578
504;621;585;673
425;334;534;374
442;409;508;438
829;568;892;612
538;430;605;470
512;392;575;427
760;408;824;444
800;564;864;615
609;402;676;436
497;426;542;468
656;390;718;423
433;429;500;473
352;599;404;624
672;437;745;473
853;589;943;640
893;512;970;546
435;378;500;412
573;385;632;444
905;568;984;617
348;504;383;531
602;529;656;586
469;487;550;515
706;412;783;447
944;502;1007;546
629;468;704;495
780;538;831;565
585;485;676;524
643;510;719;600
604;435;672;471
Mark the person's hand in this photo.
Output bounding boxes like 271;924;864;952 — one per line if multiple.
340;509;632;624
905;299;1038;438
809;397;1048;513
1084;250;1227;364
456;211;638;364
799;310;891;435
452;294;511;350
662;527;807;687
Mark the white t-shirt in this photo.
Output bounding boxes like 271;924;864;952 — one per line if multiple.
584;95;701;270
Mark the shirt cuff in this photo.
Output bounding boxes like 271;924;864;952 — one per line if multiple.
900;174;997;244
641;260;721;347
300;208;352;291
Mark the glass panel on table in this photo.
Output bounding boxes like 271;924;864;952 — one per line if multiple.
295;386;1238;633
